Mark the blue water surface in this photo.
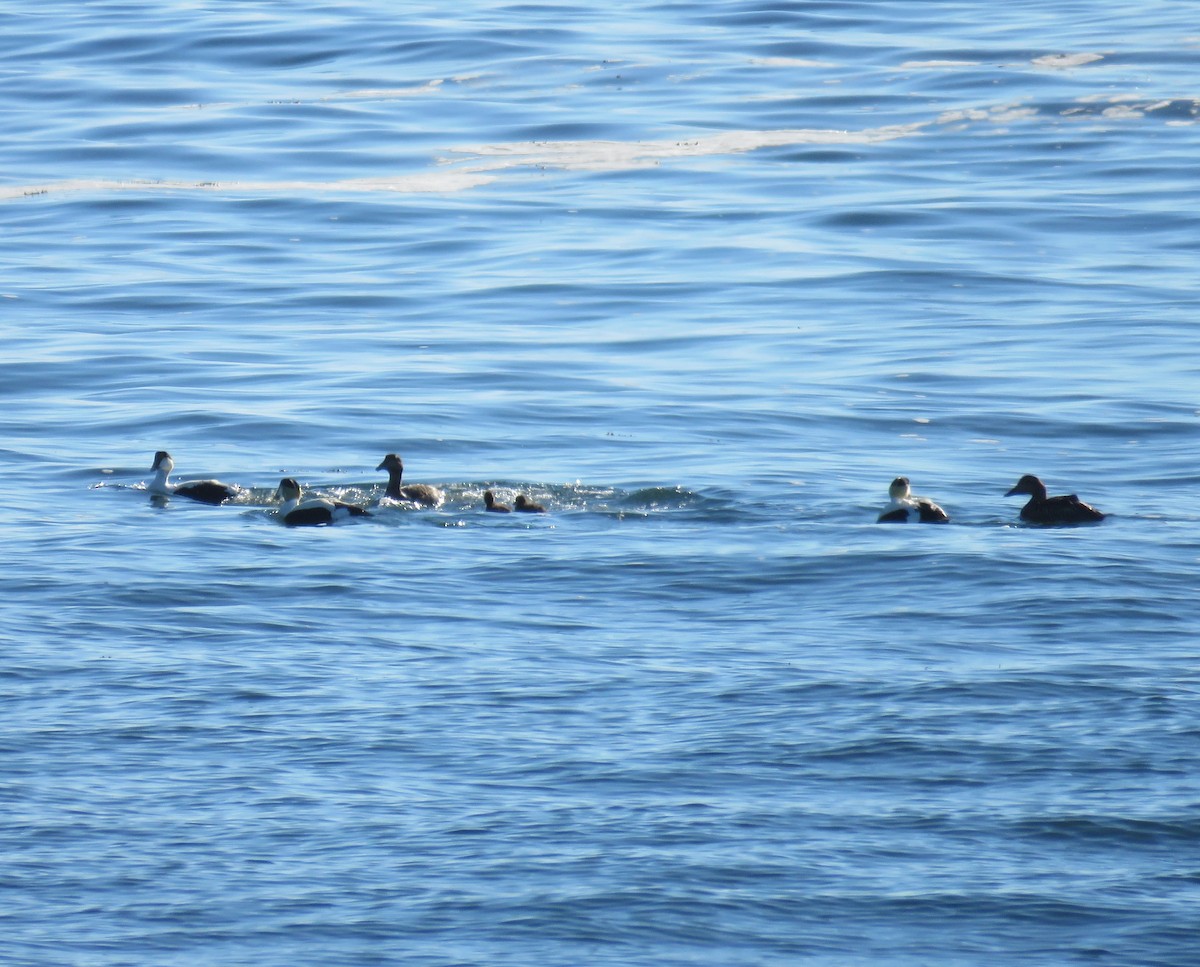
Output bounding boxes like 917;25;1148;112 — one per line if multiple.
3;2;1200;965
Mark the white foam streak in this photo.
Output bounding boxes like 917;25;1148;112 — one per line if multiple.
0;171;496;201
0;123;924;200
1032;52;1105;69
444;124;927;173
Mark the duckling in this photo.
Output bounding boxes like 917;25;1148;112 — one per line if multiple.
148;451;238;505
1005;474;1105;525
275;477;371;526
483;490;511;513
876;476;949;523
514;494;546;513
376;453;442;506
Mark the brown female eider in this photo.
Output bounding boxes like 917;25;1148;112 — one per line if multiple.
1004;474;1105;524
376;454;443;507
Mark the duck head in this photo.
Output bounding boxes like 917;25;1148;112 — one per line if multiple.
376;454;403;475
275;477;303;502
1005;474;1047;500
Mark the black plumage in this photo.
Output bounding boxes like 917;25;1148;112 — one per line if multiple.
876;476;949;523
150;451;238;505
275;477;371;527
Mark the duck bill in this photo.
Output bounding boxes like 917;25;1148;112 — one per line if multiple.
1004;485;1025;497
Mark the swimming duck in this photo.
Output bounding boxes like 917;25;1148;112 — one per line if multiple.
376;454;443;506
148;451;238;505
514;494;546;513
877;476;949;523
1005;474;1105;525
483;490;511;513
275;477;371;526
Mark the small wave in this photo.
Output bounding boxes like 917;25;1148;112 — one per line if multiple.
1009;813;1200;846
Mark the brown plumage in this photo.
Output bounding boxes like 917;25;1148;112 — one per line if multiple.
514;494;546;513
1005;474;1105;525
483;490;511;513
376;454;442;506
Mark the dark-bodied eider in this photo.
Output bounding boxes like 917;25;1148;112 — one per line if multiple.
514;494;546;513
376;454;443;507
148;451;238;505
1005;474;1105;525
275;477;371;526
483;490;511;513
876;476;949;523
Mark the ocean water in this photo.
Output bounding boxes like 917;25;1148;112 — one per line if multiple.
3;2;1200;964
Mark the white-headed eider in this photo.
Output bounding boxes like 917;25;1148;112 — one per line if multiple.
376;454;443;507
483;490;511;513
877;476;949;523
149;451;238;505
514;494;546;513
1005;474;1105;525
275;477;371;526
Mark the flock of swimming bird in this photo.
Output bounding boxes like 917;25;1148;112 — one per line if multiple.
148;450;545;525
146;450;1107;527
